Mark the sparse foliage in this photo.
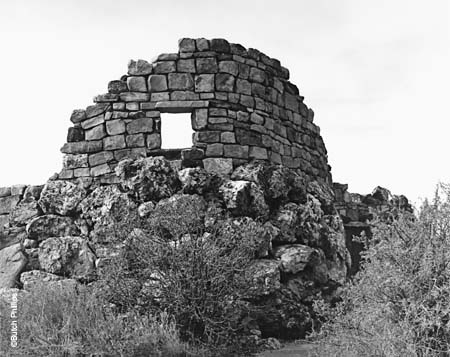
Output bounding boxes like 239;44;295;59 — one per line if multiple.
312;184;450;356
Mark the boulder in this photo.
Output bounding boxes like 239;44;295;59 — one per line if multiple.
38;180;87;215
137;201;155;218
219;180;269;219
231;163;306;206
150;194;207;237
38;236;96;281
271;203;301;243
20;270;63;290
9;196;42;226
178;167;222;195
79;185;136;243
245;259;280;297
26;215;80;242
273;244;321;274
115;156;179;202
0;195;21;215
0;227;27;250
307;181;335;214
0;243;27;288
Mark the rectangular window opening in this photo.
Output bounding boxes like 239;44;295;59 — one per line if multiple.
160;112;194;149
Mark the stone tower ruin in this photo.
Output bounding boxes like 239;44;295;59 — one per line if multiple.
60;38;332;184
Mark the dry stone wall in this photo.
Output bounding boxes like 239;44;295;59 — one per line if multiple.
60;38;331;184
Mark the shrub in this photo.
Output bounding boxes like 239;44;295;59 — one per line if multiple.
0;283;200;357
311;184;450;356
99;197;261;354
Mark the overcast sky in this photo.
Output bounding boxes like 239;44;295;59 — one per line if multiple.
0;0;448;206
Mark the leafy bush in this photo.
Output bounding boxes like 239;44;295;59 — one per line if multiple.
99;197;261;354
0;283;200;357
312;184;450;356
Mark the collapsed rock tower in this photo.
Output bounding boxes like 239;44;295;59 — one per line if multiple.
60;38;331;184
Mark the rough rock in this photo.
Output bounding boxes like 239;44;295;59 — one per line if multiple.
150;194;207;237
273;244;320;274
219;180;269;219
0;243;27;288
115;156;179;202
271;203;302;243
178;167;222;195
0;195;21;215
307;180;335;214
79;185;136;243
137;201;155;218
0;227;27;250
38;236;96;281
38;180;87;215
26;215;80;242
246;259;280;297
9;196;42;226
231;163;306;205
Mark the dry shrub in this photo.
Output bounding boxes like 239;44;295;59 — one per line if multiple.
0;283;200;357
312;184;450;356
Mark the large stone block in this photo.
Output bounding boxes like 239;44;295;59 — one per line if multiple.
205;143;224;156
39;236;96;281
153;61;176;74
0;195;21;215
119;92;150;102
178;38;196;52
108;80;128;94
70;109;86;124
215;73;235;92
103;135;126;150
223;144;249;159
249;146;268;160
106;119;126;135
177;59;195;73
219;60;239;75
61;141;103;154
192;109;208;130
127;117;153;134
168;73;194;90
148;74;168;92
128;59;152;75
81;114;105;130
127;76;147;92
91;163;112;177
38;180;86;216
0;243;27;288
0;187;11;197
85;124;106;141
210;38;230;53
86;103;109;119
196;58;218;73
126;134;145;147
88;151;114;166
67;127;84;142
249;67;266;83
26;215;80;242
194;74;214;92
203;158;233;176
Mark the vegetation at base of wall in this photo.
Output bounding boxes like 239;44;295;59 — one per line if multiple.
310;184;450;356
0;283;204;357
97;198;262;355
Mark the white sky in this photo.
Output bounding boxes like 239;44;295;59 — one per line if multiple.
0;0;448;206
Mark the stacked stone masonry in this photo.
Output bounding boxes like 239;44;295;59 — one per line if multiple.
60;38;331;184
